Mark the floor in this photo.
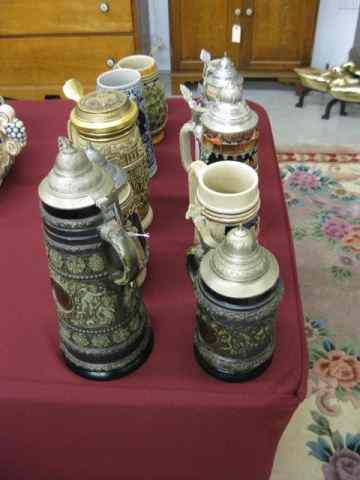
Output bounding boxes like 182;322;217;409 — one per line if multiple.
161;74;360;150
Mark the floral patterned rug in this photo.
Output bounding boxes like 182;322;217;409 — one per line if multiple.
271;152;360;480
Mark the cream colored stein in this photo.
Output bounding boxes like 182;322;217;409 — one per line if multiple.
186;160;260;251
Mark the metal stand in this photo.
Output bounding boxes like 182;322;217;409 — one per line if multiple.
322;99;348;120
295;88;311;108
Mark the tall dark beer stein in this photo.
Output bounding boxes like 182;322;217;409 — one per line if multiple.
38;138;153;380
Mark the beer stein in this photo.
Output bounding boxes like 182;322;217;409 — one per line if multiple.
189;226;283;382
180;80;259;171
0;97;27;186
63;79;153;230
201;52;243;103
186;160;260;273
38;138;153;380
115;55;167;144
96;68;157;177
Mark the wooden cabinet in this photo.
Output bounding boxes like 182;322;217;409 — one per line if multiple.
170;0;319;92
0;0;150;99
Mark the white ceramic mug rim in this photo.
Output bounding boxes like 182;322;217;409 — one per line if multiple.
97;68;141;90
198;161;258;198
117;54;155;71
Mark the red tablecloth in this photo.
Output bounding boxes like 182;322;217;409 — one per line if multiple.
0;98;307;480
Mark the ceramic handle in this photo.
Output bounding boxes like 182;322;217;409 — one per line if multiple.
99;219;140;285
188;160;206;205
179;122;196;172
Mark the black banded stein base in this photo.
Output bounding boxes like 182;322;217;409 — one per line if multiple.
194;344;273;383
61;326;154;381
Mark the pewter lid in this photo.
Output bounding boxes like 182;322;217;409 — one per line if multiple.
200;227;279;299
201;80;258;135
38;137;114;210
204;54;243;99
63;80;138;135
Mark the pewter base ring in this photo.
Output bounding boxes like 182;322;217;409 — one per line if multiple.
194;344;273;383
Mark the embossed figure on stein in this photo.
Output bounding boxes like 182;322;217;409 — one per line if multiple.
38;138;153;380
188;226;284;382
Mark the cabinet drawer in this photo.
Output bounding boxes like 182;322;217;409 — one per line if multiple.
0;34;135;95
0;0;133;35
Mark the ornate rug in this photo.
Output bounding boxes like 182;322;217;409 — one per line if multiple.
271;152;360;480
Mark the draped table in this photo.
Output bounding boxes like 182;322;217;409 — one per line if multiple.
0;98;307;480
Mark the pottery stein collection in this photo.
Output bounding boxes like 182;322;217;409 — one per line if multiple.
189;226;283;381
96;68;157;178
32;48;284;383
0;97;27;186
63;79;153;230
38;138;153;380
115;55;168;144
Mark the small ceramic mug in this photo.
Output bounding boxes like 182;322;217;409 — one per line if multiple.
187;160;260;249
96;68;157;177
115;55;167;144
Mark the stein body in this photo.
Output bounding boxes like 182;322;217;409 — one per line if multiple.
115;55;167;144
38;139;153;380
189;227;283;382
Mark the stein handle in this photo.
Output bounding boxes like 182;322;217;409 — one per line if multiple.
99;219;140;285
179;121;196;172
187;160;206;206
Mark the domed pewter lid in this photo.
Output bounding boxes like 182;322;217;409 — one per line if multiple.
200;227;280;299
206;54;242;84
38;137;114;210
202;80;258;135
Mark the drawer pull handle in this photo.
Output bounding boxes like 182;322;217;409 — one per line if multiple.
234;8;241;16
106;57;116;68
100;2;110;13
245;8;253;16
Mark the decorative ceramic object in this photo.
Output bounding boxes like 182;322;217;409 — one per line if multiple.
63;79;153;229
189;226;283;382
38;138;153;380
186;160;260;269
180;80;259;170
115;55;167;144
0;97;27;186
96;68;157;177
